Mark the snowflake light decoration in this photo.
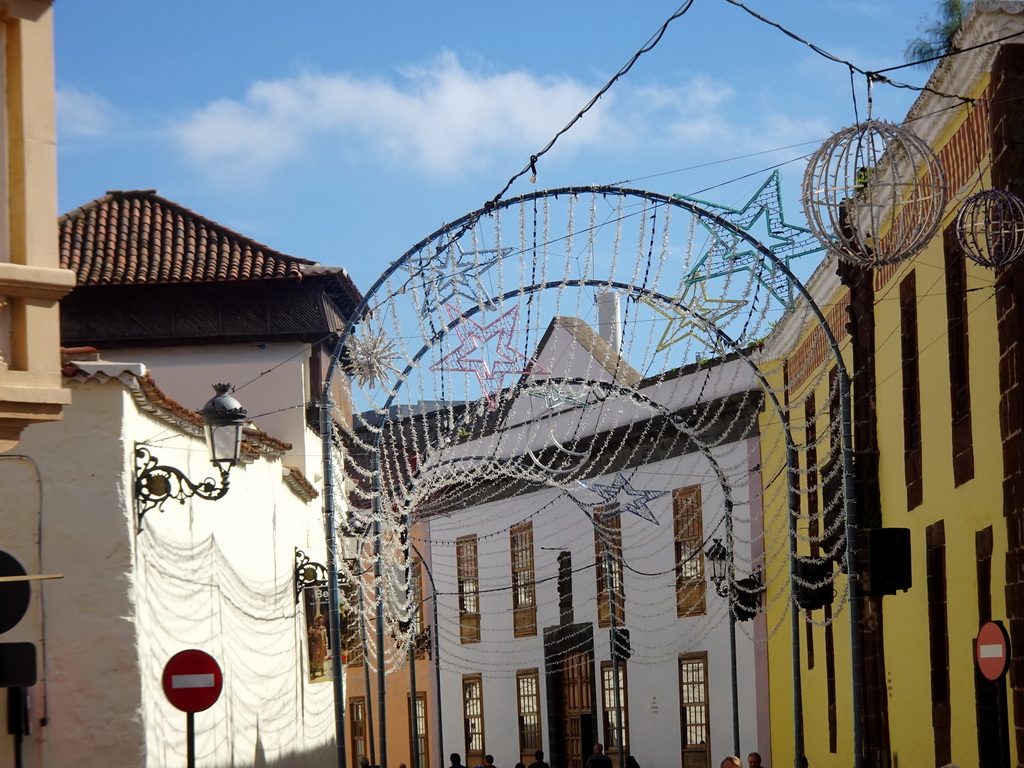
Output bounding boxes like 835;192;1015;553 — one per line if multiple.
347;326;401;388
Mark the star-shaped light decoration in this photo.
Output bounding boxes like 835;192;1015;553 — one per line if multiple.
401;244;514;316
576;474;669;525
675;171;824;308
346;325;402;388
430;305;548;410
643;279;747;353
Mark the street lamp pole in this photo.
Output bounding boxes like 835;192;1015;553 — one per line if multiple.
706;496;740;757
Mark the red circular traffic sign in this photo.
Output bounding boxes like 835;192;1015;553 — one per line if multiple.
976;621;1011;681
162;649;223;712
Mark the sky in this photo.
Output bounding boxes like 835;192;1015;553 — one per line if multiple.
54;0;949;293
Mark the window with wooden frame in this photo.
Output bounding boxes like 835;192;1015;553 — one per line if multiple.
678;653;709;768
510;522;537;637
594;508;624;627
900;271;923;509
463;674;485;765
457;535;481;644
944;224;975;485
516;669;543;764
408;692;428;768
350;697;367;765
600;660;630;762
673;486;706;616
926;521;951;765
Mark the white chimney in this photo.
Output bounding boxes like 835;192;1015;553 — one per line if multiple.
596;290;621;353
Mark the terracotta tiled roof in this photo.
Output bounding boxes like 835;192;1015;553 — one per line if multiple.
59;190;317;286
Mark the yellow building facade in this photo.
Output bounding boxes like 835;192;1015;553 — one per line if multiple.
760;3;1024;767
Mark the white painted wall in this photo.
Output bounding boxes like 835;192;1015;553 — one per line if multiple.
3;366;338;768
103;342;322;481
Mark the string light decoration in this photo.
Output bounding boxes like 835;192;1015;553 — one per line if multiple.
954;188;1024;268
802;119;946;267
325;182;850;689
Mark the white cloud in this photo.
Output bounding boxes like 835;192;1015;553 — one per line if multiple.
173;52;609;180
56;87;116;138
171;53;829;187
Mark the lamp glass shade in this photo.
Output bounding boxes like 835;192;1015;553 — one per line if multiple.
198;384;247;468
705;538;728;583
205;421;243;467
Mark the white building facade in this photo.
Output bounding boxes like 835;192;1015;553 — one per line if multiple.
418;318;770;768
1;356;338;767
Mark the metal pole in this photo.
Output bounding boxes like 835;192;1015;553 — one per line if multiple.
320;383;348;768
410;632;419;768
361;579;377;768
409;540;445;768
186;712;195;768
725;500;740;758
372;450;388;768
839;373;863;768
787;442;805;768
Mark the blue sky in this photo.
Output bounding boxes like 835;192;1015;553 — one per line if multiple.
55;0;946;292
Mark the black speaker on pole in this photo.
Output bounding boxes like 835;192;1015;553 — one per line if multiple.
860;527;912;595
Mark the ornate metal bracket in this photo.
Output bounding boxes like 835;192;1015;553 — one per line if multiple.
133;445;230;532
294;548;328;603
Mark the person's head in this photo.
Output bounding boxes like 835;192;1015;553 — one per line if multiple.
359;758;370;768
484;757;494;766
534;752;544;763
450;755;462;767
400;764;407;768
798;758;808;768
720;758;741;768
747;753;762;768
594;744;605;754
515;764;525;768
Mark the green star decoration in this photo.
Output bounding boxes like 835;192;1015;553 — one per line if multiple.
644;280;746;353
675;171;823;309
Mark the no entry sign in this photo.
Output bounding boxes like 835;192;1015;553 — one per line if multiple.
162;649;223;712
976;621;1010;681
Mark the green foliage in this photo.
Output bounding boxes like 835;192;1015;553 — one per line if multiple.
904;0;971;67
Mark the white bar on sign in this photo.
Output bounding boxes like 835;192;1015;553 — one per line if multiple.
172;674;215;689
979;644;1004;659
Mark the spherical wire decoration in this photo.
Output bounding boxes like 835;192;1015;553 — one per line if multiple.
802;119;946;267
954;188;1024;268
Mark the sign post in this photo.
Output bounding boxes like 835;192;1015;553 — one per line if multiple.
975;620;1011;768
162;649;223;768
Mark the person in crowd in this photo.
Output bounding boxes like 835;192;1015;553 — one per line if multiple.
747;752;765;768
720;758;741;768
450;754;467;768
585;743;613;768
528;750;549;768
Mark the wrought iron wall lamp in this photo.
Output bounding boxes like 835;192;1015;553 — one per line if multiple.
134;384;248;531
